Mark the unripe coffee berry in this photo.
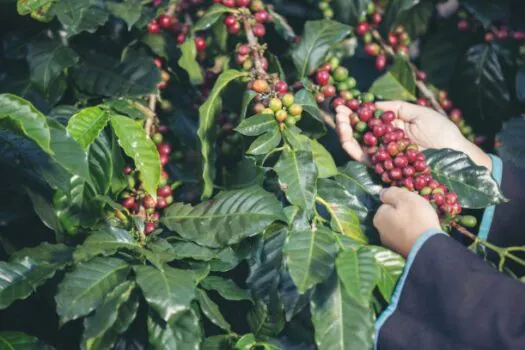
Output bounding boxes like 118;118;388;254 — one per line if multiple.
289;104;303;116
333;67;349;82
269;98;282;112
355;121;368;133
282;93;294;107
275;110;288;122
143;195;157;209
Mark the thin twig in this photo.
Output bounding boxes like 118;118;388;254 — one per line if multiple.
145;94;157;137
243;17;267;77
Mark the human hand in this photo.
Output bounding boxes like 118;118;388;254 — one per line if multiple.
335;101;492;171
374;187;442;257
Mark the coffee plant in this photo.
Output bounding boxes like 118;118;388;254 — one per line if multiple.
0;0;524;349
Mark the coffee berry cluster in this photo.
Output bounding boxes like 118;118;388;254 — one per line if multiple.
249;77;303;127
455;10;525;43
235;44;269;72
318;0;334;19
120;124;174;235
348;100;463;219
218;0;270;36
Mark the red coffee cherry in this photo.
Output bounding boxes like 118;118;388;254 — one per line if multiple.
316;70;330;86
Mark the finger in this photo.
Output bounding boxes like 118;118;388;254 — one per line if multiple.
336;105;352;116
375;101;427;122
335;110;368;163
373;203;396;230
379;187;409;207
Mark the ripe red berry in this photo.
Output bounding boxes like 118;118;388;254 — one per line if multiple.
252;23;266;37
223;0;236;6
275;80;288;94
457;20;469;32
158;185;172;198
381;172;392;183
406;149;417;163
440;99;453;111
394;154;408;168
158;15;173;28
316;70;330;86
373;124;387;137
236;0;251;6
148;20;161;33
160;154;169;166
322;85;337;97
143;195;157;209
403;177;415;191
389;168;403;180
195;37;207;52
356;21;369;36
374;164;385;174
387;142;398;156
357;106;373;122
428;180;439;189
415;70;427;81
176;33;186;45
145;222;156;235
224;15;238;27
403;166;415;178
414;176;426;190
371;12;382;25
375;54;387;71
496;28;509;40
332;97;345;109
254;10;269;23
157;143;172;155
414;160;428;172
381;111;396;123
150;212;160;222
364;43;380;56
383;159;394;170
417;98;429;106
513;31;525;41
432;193;445;205
368;118;381;129
484;32;494;42
122;197;136;210
123;166;134;175
227;21;241;34
388;32;398;46
363;132;377;146
375;148;389;161
156;197;168;209
154;58;163;69
346;99;361;111
237;44;250;56
446;192;458;204
416;153;426;162
449;108;462;124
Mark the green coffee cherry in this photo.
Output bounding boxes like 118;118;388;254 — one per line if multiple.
346;77;357;89
337;82;349;91
282;93;294;107
269;98;283;112
333;67;349;82
362;92;375;102
288;104;303;116
459;215;477;228
262;108;275;115
355;121;368;133
329;57;340;70
285;117;297;126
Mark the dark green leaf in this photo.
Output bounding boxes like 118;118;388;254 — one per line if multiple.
451;44;510;125
335;161;381;209
198;69;248;199
395;0;433;38
311;274;374;350
239;90;257;121
461;0;509;29
293;89;326;138
0;257;59;310
235;334;256;349
285;226;337;293
73;56;161;97
141;33;168;59
200;275;251;302
12;242;73;266
0;93;51;153
366;246;404;302
369;56;416;101
202;335;235;350
134;264;196;323
106;0;142;30
26;39;79;92
111;114;160;196
88;133;113;195
274;150;318;215
268;7;296;41
147;309;201;350
381;0;422;34
247;128;281;155
311;140;337;178
67;106;111;150
193;4;234;31
25;187;63;234
196;289;231;331
74;226;141;262
336;248;378;305
292;20;351;79
55;0;109;36
332;0;371;26
178;37;204;85
516;71;525;102
235;114;277;136
278;270;312;321
163;186;286;248
497;116;525;168
168;241;220;261
424;148;507;208
17;0;54;15
0;331;54;350
247;300;285;338
55;257;130;324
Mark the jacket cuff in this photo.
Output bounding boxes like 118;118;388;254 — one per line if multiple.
374;229;447;350
478;155;503;241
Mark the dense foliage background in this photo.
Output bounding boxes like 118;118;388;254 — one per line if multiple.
0;0;524;349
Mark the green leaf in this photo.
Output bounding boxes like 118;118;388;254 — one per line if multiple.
105;0;142;30
317;178;370;242
239;90;257;121
163;186;286;248
0;331;54;350
381;0;421;34
17;0;54;15
311;274;374;350
193;4;234;31
141;33;169;59
11;242;73;266
147;309;202;350
134;264;196;322
311;140;337;178
335;161;381;209
293;89;326;138
168;241;220;261
497;116;525;168
200;275;251;302
111;114;160;196
291;20;351;79
67;107;111;150
198;69;248;199
74;226;140;262
424;148;507;208
451;43;510;125
268;7;296;41
178;37;204;85
247;128;281;155
81;281;135;350
367;246;404;302
332;0;371;26
88;133;113;195
55;257;130;325
73;56;161;97
336;249;378;306
55;0;109;36
202;335;235;350
26;39;79;92
369;56;416;101
235;334;256;349
247;300;285;338
461;0;509;29
274;150;318;215
394;0;433;38
0;257;59;310
48;119;91;183
284;227;337;293
235;114;277;136
0;93;51;153
196;289;231;331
